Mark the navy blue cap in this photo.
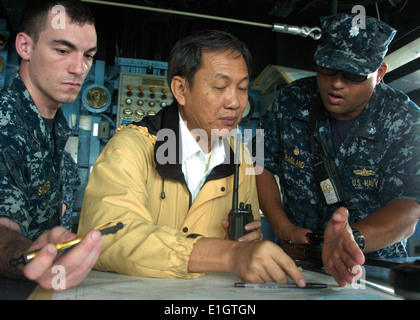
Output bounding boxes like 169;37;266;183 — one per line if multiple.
314;13;396;76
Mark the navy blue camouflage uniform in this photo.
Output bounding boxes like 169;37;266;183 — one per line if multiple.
0;73;80;240
262;13;420;259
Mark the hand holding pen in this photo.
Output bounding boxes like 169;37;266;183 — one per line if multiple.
10;223;123;291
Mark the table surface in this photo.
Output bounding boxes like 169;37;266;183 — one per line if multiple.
27;267;401;300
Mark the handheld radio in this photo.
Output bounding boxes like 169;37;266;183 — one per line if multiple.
227;133;254;240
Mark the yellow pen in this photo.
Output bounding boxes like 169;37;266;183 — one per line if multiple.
9;222;124;267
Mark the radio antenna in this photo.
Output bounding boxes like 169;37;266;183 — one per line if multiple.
232;130;241;210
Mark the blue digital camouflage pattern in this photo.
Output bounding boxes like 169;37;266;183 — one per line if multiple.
0;73;77;240
262;76;420;259
314;13;396;76
62;151;81;231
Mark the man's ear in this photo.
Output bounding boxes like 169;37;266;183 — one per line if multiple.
376;62;388;84
15;32;33;61
170;75;187;106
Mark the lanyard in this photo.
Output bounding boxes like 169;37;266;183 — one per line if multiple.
308;96;347;208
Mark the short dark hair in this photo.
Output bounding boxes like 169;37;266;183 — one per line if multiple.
168;30;252;89
19;0;95;43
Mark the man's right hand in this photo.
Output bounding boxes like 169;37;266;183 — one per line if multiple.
280;224;312;244
188;237;306;287
228;240;306;286
22;226;104;290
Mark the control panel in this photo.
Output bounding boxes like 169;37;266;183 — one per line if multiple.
116;72;173;127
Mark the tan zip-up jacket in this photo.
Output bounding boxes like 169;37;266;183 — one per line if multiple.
78;102;260;279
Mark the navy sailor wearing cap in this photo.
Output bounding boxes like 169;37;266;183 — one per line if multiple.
256;13;420;286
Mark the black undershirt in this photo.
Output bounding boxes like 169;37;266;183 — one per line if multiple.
329;116;358;154
43;117;54;133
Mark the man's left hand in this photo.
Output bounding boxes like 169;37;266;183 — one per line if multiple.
222;219;263;241
322;207;365;286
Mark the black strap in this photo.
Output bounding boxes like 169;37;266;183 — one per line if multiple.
308;96;347;210
308;96;324;160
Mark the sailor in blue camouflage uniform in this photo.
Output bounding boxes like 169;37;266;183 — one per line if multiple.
257;13;420;284
0;0;104;289
62;151;81;232
0;73;79;240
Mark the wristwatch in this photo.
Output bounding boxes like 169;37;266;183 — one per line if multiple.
351;228;365;251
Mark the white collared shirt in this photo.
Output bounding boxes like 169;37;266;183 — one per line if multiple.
179;113;226;203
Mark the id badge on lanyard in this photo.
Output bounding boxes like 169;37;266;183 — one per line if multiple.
314;156;346;205
309;98;346;206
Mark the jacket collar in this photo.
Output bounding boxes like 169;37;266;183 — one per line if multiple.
152;101;236;182
295;85;382;143
356;85;383;141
